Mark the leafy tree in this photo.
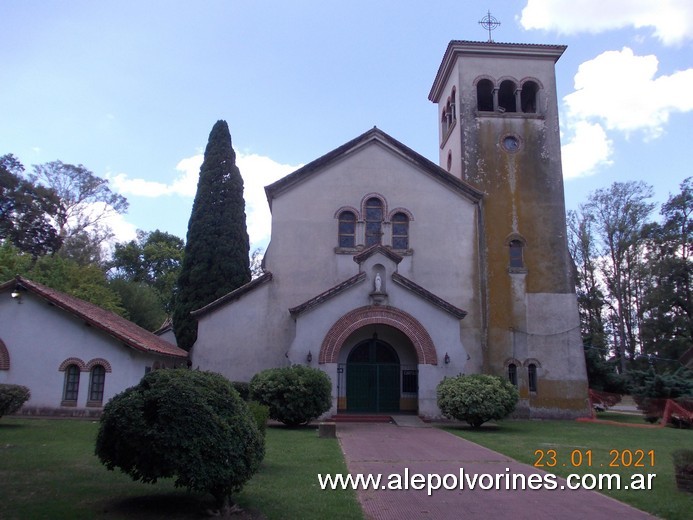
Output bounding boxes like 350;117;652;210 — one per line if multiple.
0;242;33;282
639;178;693;367
95;369;264;515
436;374;518;428
0;154;62;258
0;244;124;314
249;365;332;426
30;160;128;264
108;277;167;331
173;121;251;350
583;346;626;393
582;181;655;372
110;229;184;313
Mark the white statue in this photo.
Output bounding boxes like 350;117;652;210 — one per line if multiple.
375;273;382;292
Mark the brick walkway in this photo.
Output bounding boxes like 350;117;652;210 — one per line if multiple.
337;422;655;520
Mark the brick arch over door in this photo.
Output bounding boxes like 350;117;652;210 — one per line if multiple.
319;306;438;365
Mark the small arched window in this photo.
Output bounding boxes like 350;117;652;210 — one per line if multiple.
498;80;517;113
446;151;452;171
509;240;524;269
508;363;518;386
450;87;457;121
476;79;494;111
521;81;539;113
392;213;409;250
338;211;356;248
89;365;106;404
63;364;80;403
365;198;383;247
528;363;538;392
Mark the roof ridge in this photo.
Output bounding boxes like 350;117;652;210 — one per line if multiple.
4;276;187;358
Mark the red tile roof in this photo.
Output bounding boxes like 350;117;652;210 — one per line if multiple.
1;276;188;359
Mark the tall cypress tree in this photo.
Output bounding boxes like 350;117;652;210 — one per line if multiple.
173;120;251;351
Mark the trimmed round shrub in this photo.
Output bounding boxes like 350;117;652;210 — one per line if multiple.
437;374;519;428
231;381;250;401
0;384;31;418
249;365;332;426
95;369;264;513
247;401;270;436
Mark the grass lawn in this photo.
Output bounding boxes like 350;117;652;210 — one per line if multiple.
0;418;363;520
443;419;692;520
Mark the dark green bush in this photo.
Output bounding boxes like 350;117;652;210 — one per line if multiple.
231;381;250;401
95;369;264;513
247;401;269;436
437;374;519;428
249;365;332;427
0;384;31;418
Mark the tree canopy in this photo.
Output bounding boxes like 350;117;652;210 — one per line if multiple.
568;178;693;377
173;120;251;350
0;154;62;258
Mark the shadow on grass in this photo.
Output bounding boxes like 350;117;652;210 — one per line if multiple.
0;422;25;429
266;423;319;431
440;421;524;433
99;492;266;519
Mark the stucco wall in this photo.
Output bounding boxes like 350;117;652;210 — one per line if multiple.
192;279;292;382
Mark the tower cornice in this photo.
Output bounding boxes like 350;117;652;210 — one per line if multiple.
428;40;566;102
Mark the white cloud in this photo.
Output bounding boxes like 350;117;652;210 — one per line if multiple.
520;0;693;45
561;121;613;179
110;152;301;249
563;47;693;139
102;209;138;244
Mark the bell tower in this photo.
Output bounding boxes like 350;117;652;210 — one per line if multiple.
429;40;589;418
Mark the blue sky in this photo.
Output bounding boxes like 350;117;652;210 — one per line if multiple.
2;0;692;252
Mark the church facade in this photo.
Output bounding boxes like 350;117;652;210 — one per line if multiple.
190;40;590;419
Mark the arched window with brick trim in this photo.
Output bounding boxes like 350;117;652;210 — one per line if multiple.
62;364;80;405
365;197;384;247
0;338;9;370
498;79;517;113
476;79;494;111
528;363;538;392
338;210;356;248
88;365;106;406
392;212;409;250
508;363;518;386
521;80;539;113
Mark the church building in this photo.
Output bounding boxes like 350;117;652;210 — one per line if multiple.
190;40;590;419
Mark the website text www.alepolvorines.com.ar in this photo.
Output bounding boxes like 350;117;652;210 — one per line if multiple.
318;468;657;496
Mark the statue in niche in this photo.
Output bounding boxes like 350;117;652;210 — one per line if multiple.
374;273;382;292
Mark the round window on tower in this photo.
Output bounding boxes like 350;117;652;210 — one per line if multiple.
501;134;521;153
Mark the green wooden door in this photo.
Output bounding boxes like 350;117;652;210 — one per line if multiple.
346;336;400;413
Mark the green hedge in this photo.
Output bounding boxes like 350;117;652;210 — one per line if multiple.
250;365;332;427
0;384;31;418
437;374;518;428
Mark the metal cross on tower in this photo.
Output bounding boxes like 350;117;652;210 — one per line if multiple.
478;10;501;42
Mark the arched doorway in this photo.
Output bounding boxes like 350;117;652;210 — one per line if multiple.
346;333;400;412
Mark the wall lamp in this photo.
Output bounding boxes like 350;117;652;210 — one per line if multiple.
11;285;25;303
306;351;313;364
444;353;450;364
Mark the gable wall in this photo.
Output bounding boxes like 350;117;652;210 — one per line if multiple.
265;142;482;319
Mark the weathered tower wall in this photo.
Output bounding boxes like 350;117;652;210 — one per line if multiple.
429;41;590;418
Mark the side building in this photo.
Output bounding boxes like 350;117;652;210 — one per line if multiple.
0;276;188;416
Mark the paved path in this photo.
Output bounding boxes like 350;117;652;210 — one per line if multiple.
337;422;655;520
